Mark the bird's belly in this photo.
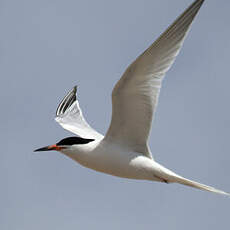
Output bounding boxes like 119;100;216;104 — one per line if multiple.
67;150;161;181
81;159;142;179
80;160;146;180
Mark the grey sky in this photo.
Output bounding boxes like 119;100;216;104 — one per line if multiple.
1;0;230;229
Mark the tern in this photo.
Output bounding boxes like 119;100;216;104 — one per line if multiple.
35;0;230;196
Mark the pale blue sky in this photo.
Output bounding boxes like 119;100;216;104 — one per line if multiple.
1;0;230;229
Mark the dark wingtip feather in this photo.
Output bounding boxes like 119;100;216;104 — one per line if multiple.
56;86;78;116
72;85;77;94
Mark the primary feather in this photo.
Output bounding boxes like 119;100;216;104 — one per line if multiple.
55;86;103;140
105;0;205;159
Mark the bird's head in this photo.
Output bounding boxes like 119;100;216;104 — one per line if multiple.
34;137;95;152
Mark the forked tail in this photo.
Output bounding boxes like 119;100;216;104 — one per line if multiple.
173;176;230;196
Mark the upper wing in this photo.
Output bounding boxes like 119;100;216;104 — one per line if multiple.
55;86;103;140
105;0;205;158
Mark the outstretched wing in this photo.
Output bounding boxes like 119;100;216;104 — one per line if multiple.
55;86;103;140
105;0;205;158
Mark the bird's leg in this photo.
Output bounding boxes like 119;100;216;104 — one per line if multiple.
155;175;169;183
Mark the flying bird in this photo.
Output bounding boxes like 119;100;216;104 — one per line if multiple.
35;0;230;196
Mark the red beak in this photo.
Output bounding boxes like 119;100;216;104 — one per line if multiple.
34;144;63;152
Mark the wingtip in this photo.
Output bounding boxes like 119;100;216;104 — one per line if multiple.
73;85;78;94
56;85;79;116
192;0;205;10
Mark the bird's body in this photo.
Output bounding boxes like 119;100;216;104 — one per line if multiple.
60;138;229;195
35;0;230;196
61;139;169;181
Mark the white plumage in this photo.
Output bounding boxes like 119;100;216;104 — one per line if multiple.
55;86;103;140
36;0;230;196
